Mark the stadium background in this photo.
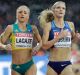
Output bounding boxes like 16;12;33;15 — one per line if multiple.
0;0;80;75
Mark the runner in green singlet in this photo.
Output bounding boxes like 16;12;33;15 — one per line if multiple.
0;5;42;75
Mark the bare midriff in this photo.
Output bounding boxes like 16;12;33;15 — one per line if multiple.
12;49;32;64
49;47;72;61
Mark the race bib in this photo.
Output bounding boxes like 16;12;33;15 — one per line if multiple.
54;32;71;48
12;33;33;50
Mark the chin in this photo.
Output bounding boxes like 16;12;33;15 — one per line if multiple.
58;16;64;18
19;20;25;23
58;14;65;17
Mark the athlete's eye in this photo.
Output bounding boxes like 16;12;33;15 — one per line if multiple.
62;7;66;10
18;11;22;13
56;6;60;9
24;11;27;14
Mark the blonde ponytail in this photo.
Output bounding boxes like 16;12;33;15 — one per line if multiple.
38;9;53;28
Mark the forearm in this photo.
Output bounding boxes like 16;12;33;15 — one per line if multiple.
36;40;42;51
42;37;60;50
39;40;42;48
0;34;6;50
0;43;6;50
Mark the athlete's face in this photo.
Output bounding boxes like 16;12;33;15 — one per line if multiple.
17;7;29;23
53;3;66;18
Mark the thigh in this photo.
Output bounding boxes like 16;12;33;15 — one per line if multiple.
25;64;37;75
47;66;57;75
60;65;75;75
11;70;20;75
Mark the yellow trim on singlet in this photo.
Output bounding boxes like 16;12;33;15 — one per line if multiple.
11;33;33;51
10;23;33;51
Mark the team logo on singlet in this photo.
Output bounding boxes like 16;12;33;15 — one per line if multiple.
12;33;33;50
54;31;71;48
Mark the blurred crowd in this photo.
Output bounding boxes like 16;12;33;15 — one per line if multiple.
0;0;80;75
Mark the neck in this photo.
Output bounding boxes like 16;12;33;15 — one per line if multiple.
18;22;27;27
17;22;27;31
54;17;64;28
54;17;64;24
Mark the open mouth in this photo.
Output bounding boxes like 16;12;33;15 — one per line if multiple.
59;13;63;14
21;16;25;18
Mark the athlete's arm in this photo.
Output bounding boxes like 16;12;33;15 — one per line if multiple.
42;22;59;49
42;22;68;50
68;22;75;39
0;25;12;50
32;25;42;51
68;22;80;43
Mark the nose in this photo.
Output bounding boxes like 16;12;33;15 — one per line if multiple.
60;8;63;11
21;12;25;16
20;11;25;16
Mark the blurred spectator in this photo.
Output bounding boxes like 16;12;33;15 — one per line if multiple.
72;63;80;75
71;43;80;75
0;24;3;34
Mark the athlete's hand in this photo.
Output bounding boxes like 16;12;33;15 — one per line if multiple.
4;44;12;51
59;29;69;39
32;45;41;55
74;32;80;43
32;50;38;56
76;33;80;39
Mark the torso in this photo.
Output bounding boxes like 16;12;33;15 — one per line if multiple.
10;23;34;64
49;21;72;61
49;47;71;61
12;50;32;64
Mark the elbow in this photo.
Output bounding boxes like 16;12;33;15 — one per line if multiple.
42;43;49;50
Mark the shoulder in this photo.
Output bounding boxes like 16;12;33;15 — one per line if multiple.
66;21;74;27
66;21;75;31
5;25;12;32
1;25;12;38
67;21;74;25
31;25;39;34
43;22;51;32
